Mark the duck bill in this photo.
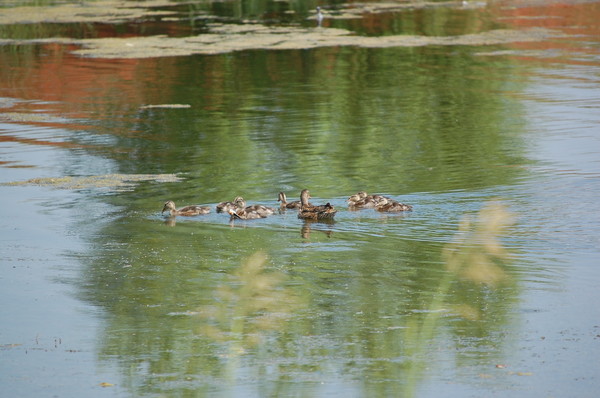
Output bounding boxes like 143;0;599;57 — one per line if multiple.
228;209;243;219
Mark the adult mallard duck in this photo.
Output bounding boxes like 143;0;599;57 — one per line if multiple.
277;192;302;209
297;189;337;221
216;196;245;213
162;200;210;216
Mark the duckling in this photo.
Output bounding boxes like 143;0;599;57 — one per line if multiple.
216;196;245;213
371;194;390;203
226;197;275;220
245;203;276;217
375;199;413;212
232;197;275;217
228;207;268;220
346;191;364;205
298;189;337;221
162;200;210;216
347;191;377;209
278;192;302;209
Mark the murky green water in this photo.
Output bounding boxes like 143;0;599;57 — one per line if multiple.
1;1;599;397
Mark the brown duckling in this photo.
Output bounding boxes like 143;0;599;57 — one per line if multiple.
245;203;276;217
216;196;245;213
162;200;210;216
375;200;413;212
228;207;268;220
346;191;363;204
227;197;275;220
348;191;404;208
347;191;377;208
277;192;302;209
228;208;260;220
298;189;337;221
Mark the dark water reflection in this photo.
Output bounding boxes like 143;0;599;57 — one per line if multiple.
1;1;600;397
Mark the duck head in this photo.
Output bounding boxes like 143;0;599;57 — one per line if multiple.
278;192;287;203
162;200;176;214
233;196;246;208
300;189;311;206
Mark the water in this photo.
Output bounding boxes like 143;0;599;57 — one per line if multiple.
1;0;600;396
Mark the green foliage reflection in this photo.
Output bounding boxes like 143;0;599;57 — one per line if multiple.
401;201;516;397
196;251;305;349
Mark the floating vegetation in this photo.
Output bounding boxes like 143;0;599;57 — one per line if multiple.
0;0;569;59
3;173;183;191
0;23;565;59
0;112;65;123
0;1;177;25
65;26;564;59
322;0;487;19
139;104;191;109
0;0;469;26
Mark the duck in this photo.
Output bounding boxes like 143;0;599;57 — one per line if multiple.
244;203;276;217
346;191;363;205
347;191;412;211
236;197;275;217
347;191;378;208
277;192;302;210
227;197;275;220
162;200;210;216
228;206;271;220
216;196;245;213
228;208;263;220
375;199;413;212
297;189;337;221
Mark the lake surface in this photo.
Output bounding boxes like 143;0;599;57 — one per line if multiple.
1;0;599;396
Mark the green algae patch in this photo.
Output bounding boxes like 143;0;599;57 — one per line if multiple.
0;1;177;25
0;0;567;59
0;26;566;58
65;26;564;59
3;174;183;190
0;112;65;123
139;104;191;109
319;0;486;20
